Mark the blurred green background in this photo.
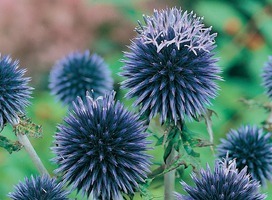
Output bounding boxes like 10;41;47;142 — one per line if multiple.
1;0;272;199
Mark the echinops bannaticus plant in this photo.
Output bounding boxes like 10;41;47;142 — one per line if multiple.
121;8;222;124
53;91;151;199
8;175;69;200
0;54;32;130
217;125;272;185
49;50;113;106
176;159;266;200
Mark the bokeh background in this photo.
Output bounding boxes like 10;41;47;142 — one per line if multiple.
1;0;272;199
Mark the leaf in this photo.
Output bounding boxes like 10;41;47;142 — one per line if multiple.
163;140;174;163
0;135;22;154
163;152;201;175
139;178;154;200
155;135;164;146
13;115;42;138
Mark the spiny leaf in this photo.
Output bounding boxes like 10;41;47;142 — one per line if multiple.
163;152;201;175
13;115;42;138
0;135;22;154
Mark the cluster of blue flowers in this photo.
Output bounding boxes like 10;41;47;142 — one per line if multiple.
2;6;272;200
176;159;266;200
121;8;221;124
0;55;32;130
53;91;151;199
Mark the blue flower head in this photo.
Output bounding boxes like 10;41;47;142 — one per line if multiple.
121;8;221;124
176;159;266;200
262;56;272;99
0;54;32;130
49;50;113;106
53;91;151;199
8;175;69;200
217;125;272;185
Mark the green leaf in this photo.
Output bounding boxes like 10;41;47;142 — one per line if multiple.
155;135;164;146
13;115;42;138
163;152;201;175
0;135;22;154
139;178;154;200
163;140;174;163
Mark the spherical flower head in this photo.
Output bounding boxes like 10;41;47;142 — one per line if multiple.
0;54;32;130
53;91;151;199
49;50;113;106
262;56;272;99
217;125;272;185
8;175;69;200
121;8;221;124
176;159;266;200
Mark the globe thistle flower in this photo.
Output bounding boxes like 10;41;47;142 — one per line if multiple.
121;8;221;124
217;125;272;185
8;175;69;200
0;54;32;130
49;50;113;106
262;56;272;99
53;91;151;199
176;159;266;200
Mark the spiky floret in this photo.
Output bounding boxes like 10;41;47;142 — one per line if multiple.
262;56;272;99
8;175;69;200
0;54;32;130
176;159;266;200
49;50;113;106
121;8;221;124
53;91;151;199
217;125;272;185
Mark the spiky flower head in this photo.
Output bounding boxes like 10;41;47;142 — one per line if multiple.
176;159;266;200
217;125;272;185
262;56;272;99
53;91;151;199
8;175;69;200
0;54;32;130
49;50;113;106
121;8;221;124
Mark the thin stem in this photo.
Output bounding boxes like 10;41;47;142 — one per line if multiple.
264;102;272;131
164;148;176;200
17;133;49;176
203;109;215;155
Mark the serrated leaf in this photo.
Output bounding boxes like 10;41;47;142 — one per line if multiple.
0;135;22;154
163;152;201;175
13;115;42;138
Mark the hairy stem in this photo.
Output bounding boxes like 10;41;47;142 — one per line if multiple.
164;148;176;200
17;133;49;176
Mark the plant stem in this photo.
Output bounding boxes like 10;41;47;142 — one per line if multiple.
17;133;49;176
203;109;215;154
164;148;176;200
264;103;272;131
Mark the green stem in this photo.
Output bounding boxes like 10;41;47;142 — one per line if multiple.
17;133;49;176
164;148;176;200
203;109;215;154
